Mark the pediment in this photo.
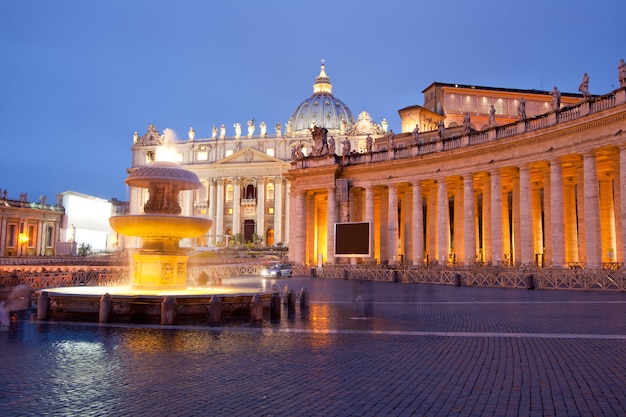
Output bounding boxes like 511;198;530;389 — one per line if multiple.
215;147;283;165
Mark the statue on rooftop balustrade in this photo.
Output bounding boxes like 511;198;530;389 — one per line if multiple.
550;86;561;110
463;113;471;134
517;98;527;120
310;125;329;157
579;73;592;100
488;105;497;127
618;59;626;88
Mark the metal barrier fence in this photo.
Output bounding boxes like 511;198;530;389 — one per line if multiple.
308;264;626;291
2;263;626;292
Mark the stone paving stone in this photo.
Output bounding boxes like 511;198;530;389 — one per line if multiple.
1;277;626;416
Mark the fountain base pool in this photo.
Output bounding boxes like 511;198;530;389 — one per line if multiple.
39;285;275;324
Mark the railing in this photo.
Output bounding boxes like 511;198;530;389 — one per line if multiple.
4;262;626;293
305;264;626;291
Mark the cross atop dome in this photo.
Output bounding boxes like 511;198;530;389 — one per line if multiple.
313;58;332;95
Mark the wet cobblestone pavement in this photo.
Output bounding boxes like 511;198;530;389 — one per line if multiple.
2;276;626;416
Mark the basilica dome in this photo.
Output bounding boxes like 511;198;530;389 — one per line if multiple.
287;61;356;137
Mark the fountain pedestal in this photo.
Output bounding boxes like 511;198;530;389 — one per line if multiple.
132;252;188;290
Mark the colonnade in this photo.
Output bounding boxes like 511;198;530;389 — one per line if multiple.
291;147;626;269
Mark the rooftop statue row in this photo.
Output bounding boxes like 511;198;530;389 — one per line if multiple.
133;111;387;146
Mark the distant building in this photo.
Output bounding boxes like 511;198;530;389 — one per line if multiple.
57;191;129;254
399;82;582;134
0;192;64;256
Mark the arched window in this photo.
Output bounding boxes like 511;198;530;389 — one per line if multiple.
245;184;255;199
266;183;275;201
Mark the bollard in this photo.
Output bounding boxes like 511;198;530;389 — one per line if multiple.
526;274;535;290
208;295;222;323
392;270;398;283
282;285;290;305
454;273;462;287
250;294;263;321
299;287;309;309
310;268;316;277
287;288;296;314
36;291;49;321
270;292;281;320
99;293;113;323
161;296;177;325
343;269;349;280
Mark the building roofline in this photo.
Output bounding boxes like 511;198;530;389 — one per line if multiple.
421;81;583;98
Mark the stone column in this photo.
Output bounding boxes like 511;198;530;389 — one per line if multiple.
388;184;399;264
273;178;283;245
365;185;375;263
620;145;626;264
208;179;216;245
216;179;224;245
613;156;623;263
282;180;289;245
575;163;586;262
290;190;306;264
563;177;579;263
256;178;265;242
327;184;337;264
463;175;476;266
483;176;492;264
490;170;503;265
512;173;521;264
453;180;464;264
550;159;566;267
599;177;616;263
437;178;449;265
519;166;534;266
232;178;241;236
427;184;438;264
412;182;424;266
531;186;544;266
583;151;602;268
543;169;553;265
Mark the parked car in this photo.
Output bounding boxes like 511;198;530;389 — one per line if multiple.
261;263;293;278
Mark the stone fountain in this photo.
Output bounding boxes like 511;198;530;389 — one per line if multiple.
37;155;275;324
109;160;212;291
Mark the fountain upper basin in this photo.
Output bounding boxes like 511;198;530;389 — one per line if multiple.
110;214;212;239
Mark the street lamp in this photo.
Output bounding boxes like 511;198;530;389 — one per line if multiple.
18;233;29;256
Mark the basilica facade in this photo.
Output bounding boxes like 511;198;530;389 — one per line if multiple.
128;62;387;249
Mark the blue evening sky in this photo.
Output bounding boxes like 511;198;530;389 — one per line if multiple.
1;0;625;202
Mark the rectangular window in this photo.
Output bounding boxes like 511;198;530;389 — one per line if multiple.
28;225;36;247
444;93;460;113
493;98;505;115
6;224;16;247
476;96;491;114
461;95;475;113
268;207;274;214
266;148;275;157
197;151;208;161
46;226;53;247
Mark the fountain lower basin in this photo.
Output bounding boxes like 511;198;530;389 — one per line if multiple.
41;285;275;324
